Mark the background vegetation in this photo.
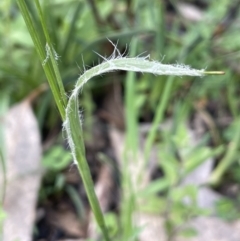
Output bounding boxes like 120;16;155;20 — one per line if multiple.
1;0;240;240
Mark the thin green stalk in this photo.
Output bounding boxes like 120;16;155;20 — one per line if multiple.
148;0;165;57
62;1;82;59
65;103;110;241
17;0;66;120
144;76;174;160
125;38;138;153
66;185;86;221
123;38;138;240
209;119;240;186
34;0;67;108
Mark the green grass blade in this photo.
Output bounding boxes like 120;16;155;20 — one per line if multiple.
17;0;66;120
34;0;67;108
62;1;83;59
65;103;110;241
144;76;174;160
209;120;240;186
125;38;138;153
